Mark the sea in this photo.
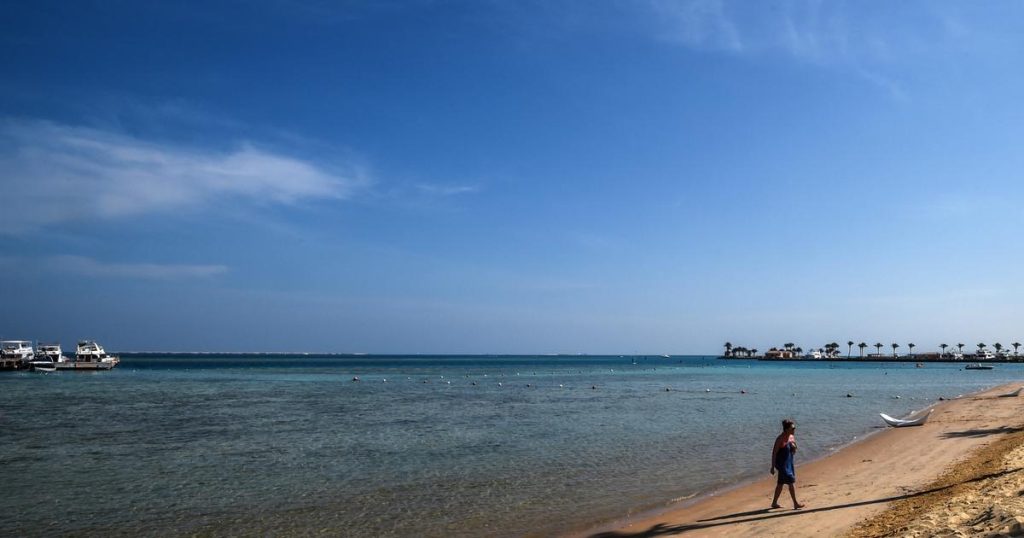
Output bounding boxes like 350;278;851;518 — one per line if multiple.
1;355;1021;537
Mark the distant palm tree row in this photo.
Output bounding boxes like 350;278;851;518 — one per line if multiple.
722;341;1024;360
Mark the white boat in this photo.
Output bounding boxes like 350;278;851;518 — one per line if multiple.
35;343;69;363
879;409;932;428
31;361;57;372
975;350;996;360
2;340;34;360
1;340;34;367
965;363;994;370
68;340;119;370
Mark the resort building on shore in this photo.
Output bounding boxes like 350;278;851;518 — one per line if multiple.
763;348;797;359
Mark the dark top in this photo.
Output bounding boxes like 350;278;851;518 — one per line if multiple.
773;435;796;484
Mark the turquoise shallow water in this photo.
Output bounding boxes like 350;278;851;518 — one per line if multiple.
1;355;1021;537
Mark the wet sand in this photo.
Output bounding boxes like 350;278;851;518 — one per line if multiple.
574;382;1024;538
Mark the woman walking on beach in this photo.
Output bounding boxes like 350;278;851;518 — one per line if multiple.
770;418;805;510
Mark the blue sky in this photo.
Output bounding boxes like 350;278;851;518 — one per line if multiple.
2;1;1023;353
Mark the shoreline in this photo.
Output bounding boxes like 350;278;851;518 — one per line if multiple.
570;381;1024;538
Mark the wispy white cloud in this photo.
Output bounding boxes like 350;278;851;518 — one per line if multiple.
649;0;742;52
0;119;368;233
414;183;481;196
0;255;228;279
640;0;991;98
643;1;881;62
53;255;229;279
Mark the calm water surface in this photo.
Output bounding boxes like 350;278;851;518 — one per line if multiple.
2;355;1020;537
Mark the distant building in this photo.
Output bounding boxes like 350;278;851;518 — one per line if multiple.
764;348;796;359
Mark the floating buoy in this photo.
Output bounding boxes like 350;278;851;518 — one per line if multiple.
706;388;711;392
471;382;477;385
665;388;671;392
498;382;503;387
527;384;532;388
382;379;387;383
352;376;360;382
740;390;747;394
559;384;564;388
592;385;597;390
894;395;901;399
846;393;853;398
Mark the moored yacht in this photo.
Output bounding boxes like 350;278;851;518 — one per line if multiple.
68;340;119;370
1;340;34;368
976;350;996;361
31;343;67;370
35;343;68;362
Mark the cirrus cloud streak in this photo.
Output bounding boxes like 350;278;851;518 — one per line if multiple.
0;118;367;233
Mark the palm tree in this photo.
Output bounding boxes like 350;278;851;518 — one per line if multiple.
795;347;803;356
874;342;883;356
858;342;867;357
891;342;900;358
994;343;1004;358
977;343;987;352
940;343;948;357
1014;342;1021;358
751;348;758;357
847;341;854;359
957;343;965;354
724;342;733;357
908;343;915;357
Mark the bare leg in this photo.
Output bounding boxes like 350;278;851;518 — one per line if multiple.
771;483;783;508
788;484;804;509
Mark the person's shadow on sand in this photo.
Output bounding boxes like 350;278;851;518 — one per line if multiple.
587;467;1023;537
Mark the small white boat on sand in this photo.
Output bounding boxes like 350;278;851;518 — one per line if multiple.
880;409;932;428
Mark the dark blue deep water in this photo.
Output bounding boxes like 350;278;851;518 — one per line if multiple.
2;355;1020;537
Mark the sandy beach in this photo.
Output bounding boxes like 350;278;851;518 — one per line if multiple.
576;382;1024;538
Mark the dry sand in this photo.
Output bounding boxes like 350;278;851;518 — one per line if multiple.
574;382;1024;538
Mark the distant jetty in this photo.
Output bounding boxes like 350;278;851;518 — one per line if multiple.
721;341;1023;363
720;353;1015;363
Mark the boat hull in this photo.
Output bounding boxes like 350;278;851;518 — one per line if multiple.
880;410;931;428
55;362;116;370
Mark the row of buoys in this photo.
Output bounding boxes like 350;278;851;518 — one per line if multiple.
349;377;757;394
348;379;942;402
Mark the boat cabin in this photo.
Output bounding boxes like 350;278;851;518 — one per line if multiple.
1;340;34;359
